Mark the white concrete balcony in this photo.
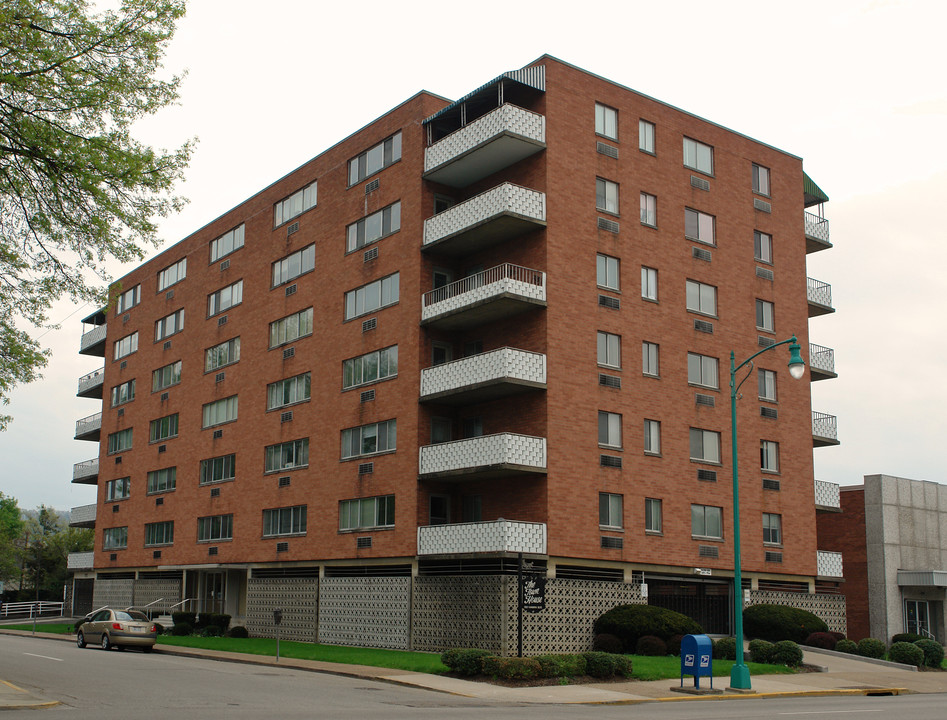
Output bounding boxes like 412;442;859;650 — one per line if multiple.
809;343;837;381
424;103;546;187
422;182;546;256
418;519;547;557
817;550;843;578
805;211;831;253
69;504;96;528
67;551;94;571
421;263;546;331
812;411;840;447
77;366;105;399
807;277;835;317
420;348;546;405
815;479;841;512
419;432;546;480
79;323;107;356
74;412;102;441
72;458;99;484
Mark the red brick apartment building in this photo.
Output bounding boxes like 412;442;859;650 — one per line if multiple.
68;56;845;652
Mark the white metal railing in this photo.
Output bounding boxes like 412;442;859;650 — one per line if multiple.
74;412;102;438
0;601;65;618
422;182;546;247
804;211;830;244
423;263;545;308
814;479;841;510
73;458;100;481
79;324;106;352
67;551;94;570
809;343;836;375
69;504;97;526
817;550;843;578
77;366;105;394
420;347;546;399
419;432;546;476
807;277;833;309
418;519;547;556
812;411;838;442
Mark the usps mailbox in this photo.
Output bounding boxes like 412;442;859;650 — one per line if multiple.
680;633;714;689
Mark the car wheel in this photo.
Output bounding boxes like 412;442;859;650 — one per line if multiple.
116;645;125;651
142;646;153;654
101;634;111;651
76;631;86;649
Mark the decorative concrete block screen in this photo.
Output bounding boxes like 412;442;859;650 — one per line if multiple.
417;519;547;556
419;433;546;475
92;578;134;610
421;263;545;323
747;590;847;636
422;182;546;247
133;578;181;614
318;577;411;650
419;347;546;399
246;576;317;642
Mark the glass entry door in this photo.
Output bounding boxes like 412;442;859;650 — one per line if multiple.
202;571;225;614
904;599;930;637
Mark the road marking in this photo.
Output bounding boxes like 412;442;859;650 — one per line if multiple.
779;711;883;716
23;653;63;662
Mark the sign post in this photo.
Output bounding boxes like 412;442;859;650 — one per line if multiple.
273;608;283;662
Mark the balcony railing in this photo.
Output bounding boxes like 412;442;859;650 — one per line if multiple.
809;343;837;381
79;323;107;356
804;211;831;253
424;103;546;187
74;412;102;441
419;432;546;479
815;479;841;511
67;551;94;571
420;347;546;404
807;277;834;316
422;182;546;255
812;411;840;447
418;519;547;556
73;458;100;483
421;263;546;330
69;504;97;528
817;550;844;578
77;366;106;398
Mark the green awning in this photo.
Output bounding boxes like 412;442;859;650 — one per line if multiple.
803;172;829;208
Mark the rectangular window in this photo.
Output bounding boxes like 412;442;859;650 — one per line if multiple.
598;411;622;448
339;495;395;531
348;131;402;186
684;208;715;245
596;178;619;214
346;201;401;253
597;331;621;368
641;266;658;301
272;245;315;287
107;428;132;454
763;512;782;545
645;498;663;533
273;180;317;227
341;419;396;459
152;360;182;392
146;467;176;494
149;413;179;443
758;369;777;401
110;379;135;407
754;231;773;264
113;332;138;361
644;419;661;455
640;192;657;226
200;454;235;485
265;438;309;473
683;137;714;175
691;504;723;539
267;372;311;410
198;514;233;542
686;280;717;316
599;492;623;528
642;341;659;377
115;284;140;314
595;103;618;140
262;505;307;537
269;307;313;348
202;396;237;429
596;254;620;291
639;119;655;153
687;352;719;389
752;163;771;196
205;337;240;372
105;477;130;501
756;299;774;332
761;440;780;472
343;345;398;390
209;224;245;263
103;526;128;550
344;273;399;321
689;428;721;463
208;280;243;317
154;308;184;342
157;257;186;291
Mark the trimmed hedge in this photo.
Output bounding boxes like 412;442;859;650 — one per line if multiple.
635;635;667;657
582;651;633;678
592;633;623;654
443;649;631;680
441;648;493;676
666;634;684;657
857;638;886;659
749;639;774;663
913;639;944;668
891;633;922;644
771;640;803;667
805;631;838;650
534;654;587;678
482;656;541;680
888;641;924;667
170;621;192;636
227;626;249;638
171;611;195;627
713;637;736;661
196;613;231;631
743;604;828;644
835;639;858;655
593;604;702;651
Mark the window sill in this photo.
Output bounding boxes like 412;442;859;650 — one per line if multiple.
757;327;775;334
640;221;658;229
597;363;622;372
687;310;718;320
338;525;395;534
598;445;623;452
691;535;724;542
262;533;307;540
688;383;720;392
683;166;714;179
263;465;308;476
269;331;314;351
690;459;723;467
343;301;399;324
641;297;658;304
341;448;396;463
645;529;663;536
684;236;716;248
144;543;173;549
599;525;624;532
198;538;233;544
207;301;242;320
639;149;656;157
201;419;237;432
761;469;780;476
644;451;662;458
266;398;311;413
763;542;783;548
643;372;660;379
199;478;235;487
272;267;315;290
146;489;176;496
596;208;620;218
149;435;178;445
596;286;621;294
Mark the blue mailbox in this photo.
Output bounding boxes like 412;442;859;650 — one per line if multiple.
680;634;714;689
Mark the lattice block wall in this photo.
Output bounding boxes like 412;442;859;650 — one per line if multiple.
424;104;545;172
133;578;181;614
423;183;546;246
412;576;508;653
246;577;317;642
420;348;545;397
92;578;134;610
318;577;411;650
419;433;546;475
748;590;847;636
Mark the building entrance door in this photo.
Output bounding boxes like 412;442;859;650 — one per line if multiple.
202;571;225;614
905;599;931;638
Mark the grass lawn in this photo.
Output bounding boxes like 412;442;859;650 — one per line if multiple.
0;623;75;635
629;655;795;681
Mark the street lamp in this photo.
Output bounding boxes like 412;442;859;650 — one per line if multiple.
729;335;805;690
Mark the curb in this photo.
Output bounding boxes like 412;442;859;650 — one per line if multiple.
1;679;61;711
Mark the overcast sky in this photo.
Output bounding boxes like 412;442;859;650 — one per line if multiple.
2;0;944;511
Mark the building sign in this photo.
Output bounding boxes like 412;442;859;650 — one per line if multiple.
522;574;546;613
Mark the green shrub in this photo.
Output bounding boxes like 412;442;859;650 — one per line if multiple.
592;633;623;654
534;654;587;678
743;604;828;644
635;635;668;656
888;641;924;667
440;648;493;676
227;626;249;638
170;621;192;636
830;631;846;642
913;639;944;668
171;612;195;627
771;640;803;667
582;651;618;678
593;604;702;651
666;634;684;657
835;639;858;655
805;631;838;650
857;638;886;659
713;637;736;661
481;656;541;681
200;625;222;637
892;633;922;644
748;639;775;663
195;613;231;631
613;655;634;678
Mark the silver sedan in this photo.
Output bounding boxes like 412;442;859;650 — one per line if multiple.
76;608;157;652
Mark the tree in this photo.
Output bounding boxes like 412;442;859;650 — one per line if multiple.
0;0;192;429
0;491;23;583
18;505;92;600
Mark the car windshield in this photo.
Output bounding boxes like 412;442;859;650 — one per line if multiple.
114;611;148;622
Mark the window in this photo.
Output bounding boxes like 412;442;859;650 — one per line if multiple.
103;527;128;550
752;163;770;196
348;131;401;185
599;492;623;528
208;280;243;317
152;360;181;392
598;411;622;448
149;413;179;443
462;495;482;522
688;353;719;389
267;372;311;410
754;231;773;264
430;495;449;526
645;498;663;533
763;513;782;545
107;428;132;454
691;504;723;539
205;337;240;371
685;208;715;245
597;254;620;291
431;417;452;444
463;416;483;439
596;178;619;214
198;514;233;542
343;345;398;390
209;224;245;262
347;202;401;253
105;477;130;501
143;520;174;547
269;307;313;348
110;379;135;407
642;341;659;377
115;284;140;314
644;419;661;455
202;396;237;428
341;419;396;459
686;280;717;316
595;103;618;140
639;119;655;153
265;438;309;473
756;299;774;332
154;309;184;342
262;505;307;537
597;331;621;368
640;192;656;226
200;454;235;485
690;428;721;463
272;245;315;287
432;342;452;366
339;495;395;531
641;266;658;301
344;273;399;321
157;258;186;291
273;180;317;227
760;440;780;473
113;332;138;360
147;467;176;494
683;137;713;175
758;369;777;401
